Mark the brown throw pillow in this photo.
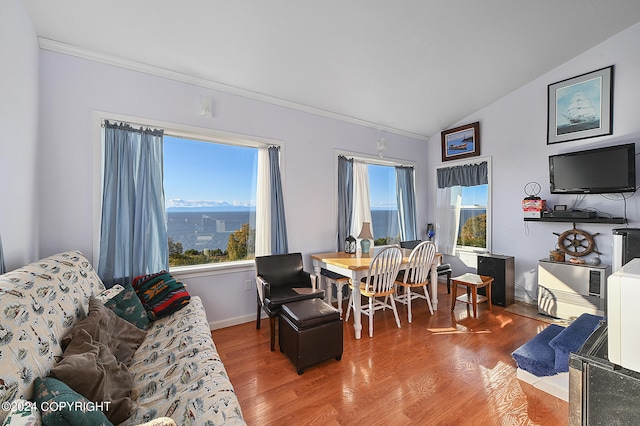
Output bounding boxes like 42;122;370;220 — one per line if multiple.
50;329;134;424
61;296;146;366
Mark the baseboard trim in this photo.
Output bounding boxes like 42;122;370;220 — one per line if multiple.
210;313;263;330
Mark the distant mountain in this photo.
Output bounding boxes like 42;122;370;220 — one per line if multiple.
167;205;255;213
166;198;255;212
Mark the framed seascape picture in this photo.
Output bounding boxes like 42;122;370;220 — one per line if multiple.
441;121;480;162
547;65;613;144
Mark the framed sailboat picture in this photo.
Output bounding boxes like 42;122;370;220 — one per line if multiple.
547;65;613;144
441;121;480;162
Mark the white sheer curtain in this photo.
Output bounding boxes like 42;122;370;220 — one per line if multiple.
435;186;462;255
255;146;270;256
351;161;373;247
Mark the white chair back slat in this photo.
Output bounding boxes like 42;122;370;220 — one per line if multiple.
405;241;436;285
365;246;403;294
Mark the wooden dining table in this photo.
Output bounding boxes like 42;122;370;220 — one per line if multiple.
311;248;442;339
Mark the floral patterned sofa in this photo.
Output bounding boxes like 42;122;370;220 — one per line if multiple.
0;250;246;425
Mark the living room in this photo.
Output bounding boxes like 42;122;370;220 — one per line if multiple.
3;1;640;424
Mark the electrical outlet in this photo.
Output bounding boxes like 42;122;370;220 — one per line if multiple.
244;280;252;291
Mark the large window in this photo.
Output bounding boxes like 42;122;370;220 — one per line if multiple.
164;136;258;267
96;115;276;275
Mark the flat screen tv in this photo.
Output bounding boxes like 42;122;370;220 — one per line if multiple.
549;143;637;194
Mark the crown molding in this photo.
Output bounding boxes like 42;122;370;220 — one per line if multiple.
38;37;429;142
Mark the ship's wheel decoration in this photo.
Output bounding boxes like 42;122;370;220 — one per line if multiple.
524;182;541;199
553;226;600;257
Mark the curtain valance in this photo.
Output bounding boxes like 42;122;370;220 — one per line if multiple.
437;161;488;188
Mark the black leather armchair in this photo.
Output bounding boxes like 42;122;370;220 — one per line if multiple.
255;253;324;351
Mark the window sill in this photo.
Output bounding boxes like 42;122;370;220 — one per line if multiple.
456;246;489;254
170;259;254;279
454;247;489;269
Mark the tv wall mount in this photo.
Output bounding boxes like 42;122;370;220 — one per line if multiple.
553;226;600;257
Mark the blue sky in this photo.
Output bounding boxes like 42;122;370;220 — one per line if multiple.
163;136;258;208
461;185;488;206
164;135;485;209
368;164;396;208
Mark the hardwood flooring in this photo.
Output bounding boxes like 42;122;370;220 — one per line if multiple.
211;283;568;426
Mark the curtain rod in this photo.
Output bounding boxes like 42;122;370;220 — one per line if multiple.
339;154;414;169
103;120;164;136
99;115;278;149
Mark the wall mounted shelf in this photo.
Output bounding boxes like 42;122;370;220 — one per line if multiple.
524;217;626;224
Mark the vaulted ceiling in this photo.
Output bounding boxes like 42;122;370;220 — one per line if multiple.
23;1;640;140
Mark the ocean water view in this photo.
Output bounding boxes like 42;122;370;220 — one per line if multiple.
167;208;401;252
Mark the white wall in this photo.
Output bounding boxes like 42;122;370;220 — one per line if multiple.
427;22;640;303
36;50;428;327
0;0;40;270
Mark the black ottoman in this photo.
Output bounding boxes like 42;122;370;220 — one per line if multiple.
279;298;343;374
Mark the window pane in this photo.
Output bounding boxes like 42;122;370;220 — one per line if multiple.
457;184;488;249
368;164;399;245
164;136;258;266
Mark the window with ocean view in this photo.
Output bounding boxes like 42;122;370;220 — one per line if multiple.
368;164;400;245
164;136;258;267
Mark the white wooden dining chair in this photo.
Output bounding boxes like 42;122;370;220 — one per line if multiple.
394;240;436;323
345;246;403;337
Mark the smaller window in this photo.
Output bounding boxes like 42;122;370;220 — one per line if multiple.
457;184;488;249
435;158;492;262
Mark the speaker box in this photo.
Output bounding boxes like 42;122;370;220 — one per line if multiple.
477;254;515;307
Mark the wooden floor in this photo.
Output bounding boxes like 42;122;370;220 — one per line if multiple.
212;283;568;426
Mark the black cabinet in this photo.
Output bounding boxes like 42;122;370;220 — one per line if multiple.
569;322;640;425
477;254;515;307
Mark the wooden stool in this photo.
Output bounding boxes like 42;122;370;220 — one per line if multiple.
451;273;494;318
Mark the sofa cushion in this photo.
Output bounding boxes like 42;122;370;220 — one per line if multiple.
548;313;603;373
2;399;41;426
49;329;134;424
61;297;146;366
33;377;112;426
132;271;190;320
121;296;246;426
281;298;340;329
511;324;564;377
101;283;150;330
94;284;125;303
